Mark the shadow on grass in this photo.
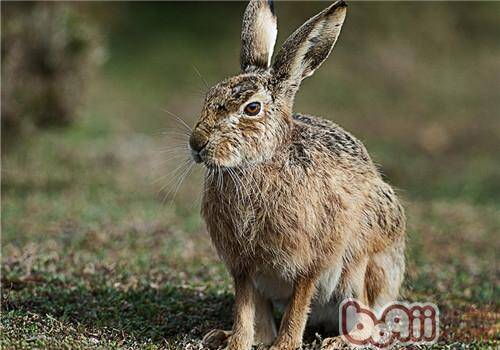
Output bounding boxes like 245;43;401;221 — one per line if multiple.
2;277;233;343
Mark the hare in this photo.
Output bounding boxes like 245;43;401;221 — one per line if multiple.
188;1;406;349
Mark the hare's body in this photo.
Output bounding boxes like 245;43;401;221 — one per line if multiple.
203;113;405;332
188;1;407;349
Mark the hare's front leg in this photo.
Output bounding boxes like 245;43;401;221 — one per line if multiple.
270;275;317;350
203;276;277;349
230;278;278;348
227;274;256;350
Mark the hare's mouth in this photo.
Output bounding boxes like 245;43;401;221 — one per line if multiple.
191;149;222;168
190;149;204;164
189;140;208;164
200;151;244;169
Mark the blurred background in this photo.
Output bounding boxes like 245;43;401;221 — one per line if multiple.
2;2;499;348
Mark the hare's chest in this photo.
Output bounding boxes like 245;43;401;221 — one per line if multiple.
202;176;320;270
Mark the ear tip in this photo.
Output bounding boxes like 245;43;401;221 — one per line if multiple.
329;0;348;12
335;0;348;8
323;0;347;18
267;0;275;15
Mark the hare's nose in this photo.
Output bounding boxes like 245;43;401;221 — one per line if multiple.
189;131;208;154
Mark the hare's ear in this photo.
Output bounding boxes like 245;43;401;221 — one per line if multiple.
272;1;347;94
240;0;278;72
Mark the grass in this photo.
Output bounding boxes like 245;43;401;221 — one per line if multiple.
2;2;499;349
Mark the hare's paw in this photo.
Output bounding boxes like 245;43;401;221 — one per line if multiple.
269;344;294;350
269;336;300;350
320;336;351;349
202;329;232;349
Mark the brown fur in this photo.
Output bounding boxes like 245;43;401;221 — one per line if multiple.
365;258;385;306
189;1;406;349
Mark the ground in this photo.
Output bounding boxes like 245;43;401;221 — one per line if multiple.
1;2;499;349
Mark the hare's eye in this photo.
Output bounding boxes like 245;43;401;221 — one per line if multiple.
243;102;261;116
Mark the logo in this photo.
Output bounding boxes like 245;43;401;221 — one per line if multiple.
339;299;439;348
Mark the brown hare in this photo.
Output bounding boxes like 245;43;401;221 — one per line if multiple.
188;1;406;349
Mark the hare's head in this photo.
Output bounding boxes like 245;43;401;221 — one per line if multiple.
189;0;347;168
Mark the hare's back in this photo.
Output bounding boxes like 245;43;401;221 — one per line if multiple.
292;113;372;165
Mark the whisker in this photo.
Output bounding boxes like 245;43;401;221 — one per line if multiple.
154;158;192;186
162;108;193;132
160;131;191;139
167;162;195;204
157;127;191;137
152;155;191;170
192;64;209;90
187;166;207;211
157;146;190;154
159;161;193;204
227;167;241;207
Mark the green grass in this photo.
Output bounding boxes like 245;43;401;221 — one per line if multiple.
2;2;499;349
